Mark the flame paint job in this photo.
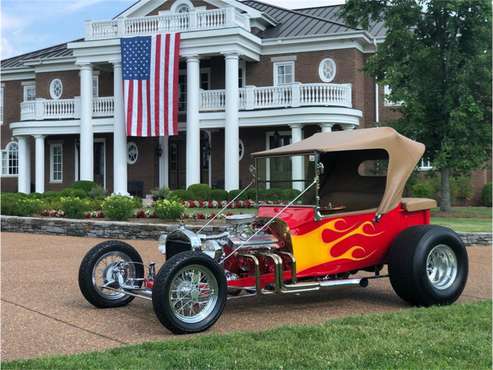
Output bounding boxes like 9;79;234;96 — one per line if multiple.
256;204;431;279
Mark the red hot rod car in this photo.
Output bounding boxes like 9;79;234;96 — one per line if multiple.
79;127;468;334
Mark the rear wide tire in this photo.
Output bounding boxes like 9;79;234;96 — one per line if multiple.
388;225;468;307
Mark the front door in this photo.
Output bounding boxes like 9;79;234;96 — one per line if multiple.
93;140;106;189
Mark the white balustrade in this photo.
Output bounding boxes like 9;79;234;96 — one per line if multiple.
20;97;115;121
199;83;352;111
19;83;351;121
92;97;115;117
86;8;250;40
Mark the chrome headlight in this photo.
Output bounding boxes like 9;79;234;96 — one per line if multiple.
203;239;223;260
158;234;167;255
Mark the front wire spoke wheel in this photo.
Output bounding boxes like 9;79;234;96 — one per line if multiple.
168;265;219;324
92;251;136;300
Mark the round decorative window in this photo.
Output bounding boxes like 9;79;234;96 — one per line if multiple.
239;139;245;161
49;79;63;100
319;58;336;82
127;142;138;165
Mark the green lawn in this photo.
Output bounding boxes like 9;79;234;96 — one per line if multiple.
432;217;492;232
3;301;491;370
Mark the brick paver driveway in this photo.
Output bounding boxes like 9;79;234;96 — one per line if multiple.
1;232;491;361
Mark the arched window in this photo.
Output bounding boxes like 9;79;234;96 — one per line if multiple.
171;0;194;13
1;142;18;176
176;4;190;13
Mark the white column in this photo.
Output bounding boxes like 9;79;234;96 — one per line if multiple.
290;124;304;191
17;136;31;194
185;55;201;187
320;123;333;133
34;135;45;193
112;61;128;194
224;52;240;191
159;136;169;188
79;63;94;181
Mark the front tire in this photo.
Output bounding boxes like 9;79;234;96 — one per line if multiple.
152;251;227;334
79;240;144;308
388;225;468;306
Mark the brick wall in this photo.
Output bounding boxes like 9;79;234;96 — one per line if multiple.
36;70;79;99
1;80;23;192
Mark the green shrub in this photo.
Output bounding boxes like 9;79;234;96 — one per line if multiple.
88;185;107;199
60;188;88;198
0;193;45;216
102;195;135;221
481;183;492;207
16;198;46;216
60;197;92;219
409;175;440;199
151;187;171;200
170;189;188;200
450;176;473;203
70;180;99;194
187;184;212;200
155;199;185;220
228;188;256;200
210;189;228;201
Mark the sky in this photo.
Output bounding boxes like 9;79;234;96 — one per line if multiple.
1;0;345;60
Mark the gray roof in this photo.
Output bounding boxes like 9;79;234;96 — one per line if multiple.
1;41;76;70
242;0;361;39
294;4;387;38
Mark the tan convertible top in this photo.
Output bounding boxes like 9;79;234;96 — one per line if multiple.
252;127;425;215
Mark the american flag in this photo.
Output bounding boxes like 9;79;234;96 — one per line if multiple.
121;33;180;137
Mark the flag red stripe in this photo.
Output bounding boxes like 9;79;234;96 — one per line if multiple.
146;80;151;137
137;80;143;136
172;33;180;136
163;33;170;136
126;81;134;136
154;34;161;137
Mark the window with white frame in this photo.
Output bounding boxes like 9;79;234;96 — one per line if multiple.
92;75;99;97
1;142;18;176
49;79;63;100
23;82;36;101
384;85;403;106
0;85;4;125
273;61;295;85
50;143;63;182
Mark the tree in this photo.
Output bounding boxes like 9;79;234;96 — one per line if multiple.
342;0;492;211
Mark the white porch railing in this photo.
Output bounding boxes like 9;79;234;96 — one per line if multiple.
200;83;352;111
86;8;250;40
20;97;115;121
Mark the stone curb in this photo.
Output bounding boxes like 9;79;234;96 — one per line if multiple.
1;215;491;246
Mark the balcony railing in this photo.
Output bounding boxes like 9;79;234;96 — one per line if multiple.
85;8;250;40
19;83;352;121
20;97;115;121
200;83;353;111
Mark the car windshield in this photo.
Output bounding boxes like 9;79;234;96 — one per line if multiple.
254;153;317;206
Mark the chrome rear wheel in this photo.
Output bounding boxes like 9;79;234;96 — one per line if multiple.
426;244;458;290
